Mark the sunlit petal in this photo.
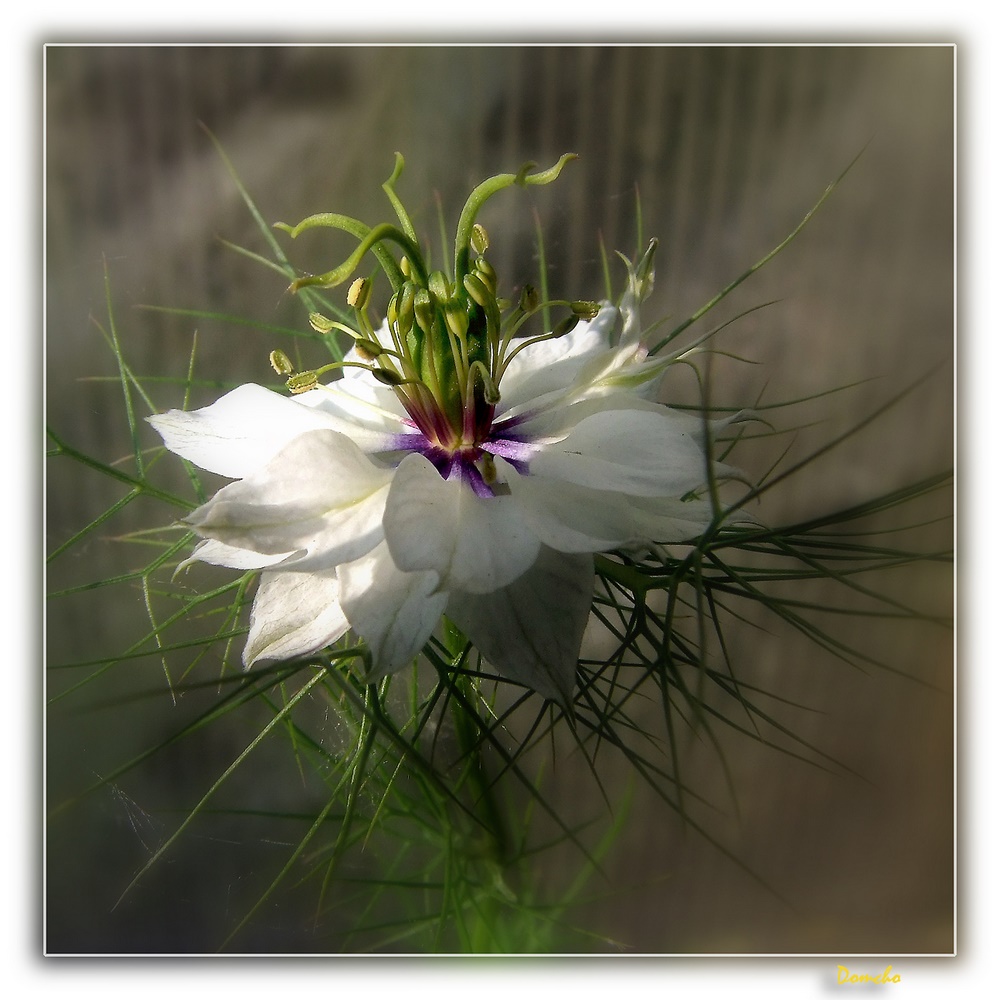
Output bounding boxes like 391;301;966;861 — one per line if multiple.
148;383;406;481
528;408;709;497
244;568;349;667
186;429;391;565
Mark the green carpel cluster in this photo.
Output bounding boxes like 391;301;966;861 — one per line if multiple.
273;153;598;453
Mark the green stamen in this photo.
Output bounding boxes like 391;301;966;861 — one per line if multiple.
287;371;319;394
269;349;294;376
471;223;489;255
347;276;372;310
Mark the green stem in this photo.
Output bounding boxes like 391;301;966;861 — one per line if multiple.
449;670;508;864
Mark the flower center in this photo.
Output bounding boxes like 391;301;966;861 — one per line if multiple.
273;153;600;481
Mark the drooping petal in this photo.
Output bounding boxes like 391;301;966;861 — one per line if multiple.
243;567;349;667
383;453;540;594
148;383;401;480
446;546;594;707
338;541;447;677
528;408;709;497
186;429;391;568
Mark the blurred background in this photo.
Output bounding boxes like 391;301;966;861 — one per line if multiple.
45;45;953;953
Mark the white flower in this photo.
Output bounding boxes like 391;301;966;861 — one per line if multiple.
148;159;728;705
149;300;719;706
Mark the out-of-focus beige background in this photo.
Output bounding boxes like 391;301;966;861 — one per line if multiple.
45;45;953;953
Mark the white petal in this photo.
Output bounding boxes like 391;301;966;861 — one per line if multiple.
505;391;662;445
501;460;632;552
148;384;337;478
148;382;401;480
244;568;349;667
383;454;540;594
447;547;594;707
617;270;644;349
496;305;616;412
295;371;412;437
186;429;391;567
528;408;708;497
569;349;668;400
498;458;700;553
179;537;293;571
618;493;716;540
561;264;655;394
338;541;446;677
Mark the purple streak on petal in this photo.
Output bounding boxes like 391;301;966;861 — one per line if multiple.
480;436;539;463
447;456;495;498
386;431;432;453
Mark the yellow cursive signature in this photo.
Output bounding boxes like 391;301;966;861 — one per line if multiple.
837;965;901;984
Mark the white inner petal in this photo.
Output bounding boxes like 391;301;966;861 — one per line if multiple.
383;453;540;594
296;375;411;435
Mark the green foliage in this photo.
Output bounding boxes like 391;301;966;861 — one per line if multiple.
45;146;952;954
